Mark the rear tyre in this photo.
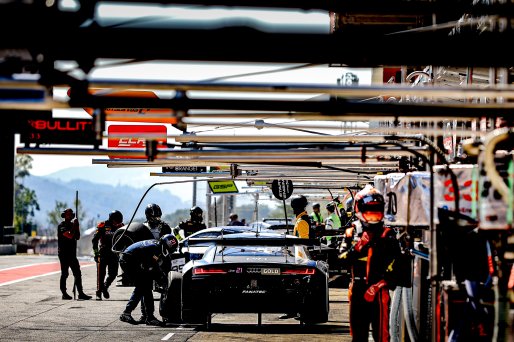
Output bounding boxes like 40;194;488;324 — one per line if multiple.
161;271;182;323
183;308;208;326
301;283;329;324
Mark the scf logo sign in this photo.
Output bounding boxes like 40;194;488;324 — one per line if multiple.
116;138;146;148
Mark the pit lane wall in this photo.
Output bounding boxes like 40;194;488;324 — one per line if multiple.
5;226;95;256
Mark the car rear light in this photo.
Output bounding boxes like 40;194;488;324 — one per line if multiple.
193;267;228;275
282;268;316;275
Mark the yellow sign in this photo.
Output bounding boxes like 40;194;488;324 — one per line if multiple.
208;181;239;194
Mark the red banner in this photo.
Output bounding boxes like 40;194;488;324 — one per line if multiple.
108;124;167;159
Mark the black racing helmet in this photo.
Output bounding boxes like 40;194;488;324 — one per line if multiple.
354;186;385;224
190;206;203;222
61;208;75;219
160;233;179;257
145;203;162;221
109;210;123;224
290;195;308;211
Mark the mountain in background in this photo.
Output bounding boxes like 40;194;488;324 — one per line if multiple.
44;165;190;191
24;166;197;229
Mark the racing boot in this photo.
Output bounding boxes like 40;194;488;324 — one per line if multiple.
120;312;137;325
102;284;110;299
60;275;70;299
96;291;102;301
75;276;92;300
78;292;92;300
145;316;163;327
62;292;72;300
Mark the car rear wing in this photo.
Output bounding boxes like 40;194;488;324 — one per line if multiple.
186;237;321;247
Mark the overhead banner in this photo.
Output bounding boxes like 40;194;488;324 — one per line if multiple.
208;180;239;194
108;124;167;159
78;89;177;124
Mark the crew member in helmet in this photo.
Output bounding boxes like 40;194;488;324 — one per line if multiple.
92;210;124;300
144;203;172;239
279;195;312;320
290;195;312;239
177;206;206;237
339;185;401;342
119;234;179;327
57;208;92;300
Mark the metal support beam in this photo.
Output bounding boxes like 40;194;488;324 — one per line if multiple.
1;129;15;231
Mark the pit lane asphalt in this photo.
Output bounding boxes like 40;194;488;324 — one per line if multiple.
0;254;353;342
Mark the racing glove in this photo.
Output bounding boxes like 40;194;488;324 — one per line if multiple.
93;249;100;263
364;280;387;302
338;251;348;260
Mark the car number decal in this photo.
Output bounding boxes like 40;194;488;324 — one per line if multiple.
171;258;185;272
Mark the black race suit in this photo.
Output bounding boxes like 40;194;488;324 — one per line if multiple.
178;220;206;237
344;223;400;342
92;219;122;294
145;220;172;239
119;240;171;319
57;219;84;295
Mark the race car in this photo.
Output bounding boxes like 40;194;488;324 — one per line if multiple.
112;224;266;286
163;232;330;326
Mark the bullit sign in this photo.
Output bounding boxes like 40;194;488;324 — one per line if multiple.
19;118;96;145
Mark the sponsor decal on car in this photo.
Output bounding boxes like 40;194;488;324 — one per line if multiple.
261;268;280;275
242;289;267;294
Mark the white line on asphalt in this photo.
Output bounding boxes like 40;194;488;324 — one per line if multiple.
0;262;58;272
0;264;95;287
161;333;174;340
